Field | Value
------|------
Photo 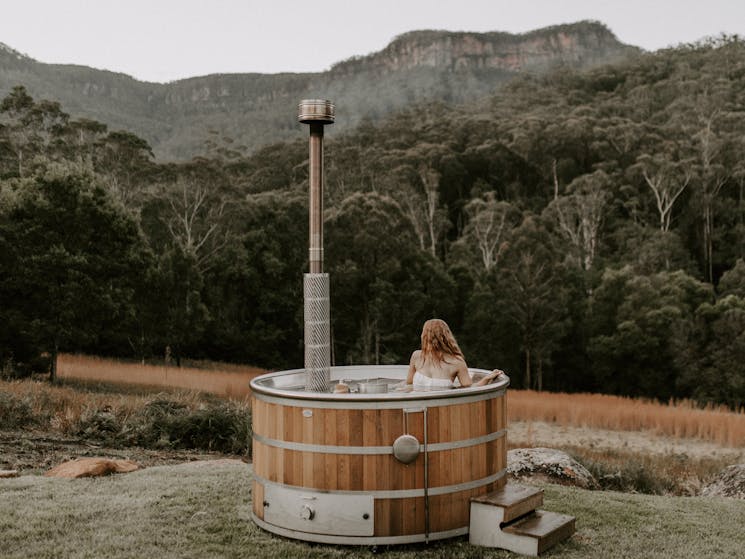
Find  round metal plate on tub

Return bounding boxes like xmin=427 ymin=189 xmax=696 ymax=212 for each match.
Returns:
xmin=392 ymin=434 xmax=420 ymax=464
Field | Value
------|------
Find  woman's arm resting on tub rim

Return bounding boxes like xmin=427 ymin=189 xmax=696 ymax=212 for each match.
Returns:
xmin=472 ymin=369 xmax=505 ymax=386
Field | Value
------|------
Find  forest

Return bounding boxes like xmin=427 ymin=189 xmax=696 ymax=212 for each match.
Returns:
xmin=1 ymin=36 xmax=744 ymax=407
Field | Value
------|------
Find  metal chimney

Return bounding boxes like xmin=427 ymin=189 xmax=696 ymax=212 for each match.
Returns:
xmin=298 ymin=99 xmax=334 ymax=392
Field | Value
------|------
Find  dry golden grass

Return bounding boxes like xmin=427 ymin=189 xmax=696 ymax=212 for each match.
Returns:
xmin=1 ymin=377 xmax=206 ymax=431
xmin=508 ymin=390 xmax=745 ymax=447
xmin=46 ymin=355 xmax=745 ymax=449
xmin=57 ymin=354 xmax=265 ymax=399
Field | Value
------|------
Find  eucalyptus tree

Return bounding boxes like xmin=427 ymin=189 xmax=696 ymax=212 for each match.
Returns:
xmin=0 ymin=86 xmax=69 ymax=177
xmin=95 ymin=130 xmax=155 ymax=208
xmin=475 ymin=215 xmax=571 ymax=391
xmin=545 ymin=169 xmax=611 ymax=272
xmin=377 ymin=143 xmax=451 ymax=258
xmin=458 ymin=193 xmax=518 ymax=272
xmin=326 ymin=191 xmax=455 ymax=365
xmin=630 ymin=152 xmax=695 ymax=233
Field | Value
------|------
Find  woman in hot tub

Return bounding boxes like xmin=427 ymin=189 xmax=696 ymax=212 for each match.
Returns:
xmin=406 ymin=318 xmax=504 ymax=389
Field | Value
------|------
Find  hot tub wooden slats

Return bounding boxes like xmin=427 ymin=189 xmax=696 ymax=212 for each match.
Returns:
xmin=252 ymin=477 xmax=264 ymax=520
xmin=251 ymin=372 xmax=508 ymax=543
xmin=253 ymin=397 xmax=504 ymax=445
xmin=253 ymin=437 xmax=505 ymax=491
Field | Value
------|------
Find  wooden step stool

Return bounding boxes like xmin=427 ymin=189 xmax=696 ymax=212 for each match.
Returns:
xmin=470 ymin=483 xmax=576 ymax=556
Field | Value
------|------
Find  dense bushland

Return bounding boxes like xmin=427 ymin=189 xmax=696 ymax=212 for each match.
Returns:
xmin=2 ymin=37 xmax=745 ymax=406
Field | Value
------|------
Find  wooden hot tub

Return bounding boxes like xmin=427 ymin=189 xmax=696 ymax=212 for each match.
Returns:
xmin=250 ymin=365 xmax=509 ymax=545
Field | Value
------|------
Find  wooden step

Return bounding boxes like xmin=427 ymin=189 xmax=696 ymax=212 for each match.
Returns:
xmin=503 ymin=510 xmax=576 ymax=555
xmin=470 ymin=484 xmax=576 ymax=557
xmin=471 ymin=483 xmax=544 ymax=523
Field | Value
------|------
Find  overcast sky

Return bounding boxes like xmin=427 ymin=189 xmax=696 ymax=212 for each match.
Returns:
xmin=2 ymin=0 xmax=744 ymax=83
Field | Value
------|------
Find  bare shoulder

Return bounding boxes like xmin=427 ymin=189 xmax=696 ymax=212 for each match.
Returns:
xmin=410 ymin=350 xmax=422 ymax=364
xmin=444 ymin=354 xmax=467 ymax=367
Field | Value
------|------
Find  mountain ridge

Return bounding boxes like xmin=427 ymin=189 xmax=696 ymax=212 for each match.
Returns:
xmin=0 ymin=20 xmax=640 ymax=159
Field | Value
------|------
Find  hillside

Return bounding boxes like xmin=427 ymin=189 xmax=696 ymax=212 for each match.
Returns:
xmin=0 ymin=21 xmax=639 ymax=159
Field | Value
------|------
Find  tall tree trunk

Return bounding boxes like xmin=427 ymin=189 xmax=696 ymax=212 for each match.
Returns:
xmin=536 ymin=354 xmax=543 ymax=392
xmin=740 ymin=179 xmax=744 ymax=259
xmin=375 ymin=330 xmax=380 ymax=365
xmin=704 ymin=201 xmax=713 ymax=283
xmin=50 ymin=340 xmax=58 ymax=383
xmin=525 ymin=349 xmax=531 ymax=390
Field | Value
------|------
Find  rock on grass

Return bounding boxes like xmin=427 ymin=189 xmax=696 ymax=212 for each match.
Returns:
xmin=45 ymin=457 xmax=139 ymax=478
xmin=702 ymin=464 xmax=745 ymax=499
xmin=508 ymin=447 xmax=599 ymax=489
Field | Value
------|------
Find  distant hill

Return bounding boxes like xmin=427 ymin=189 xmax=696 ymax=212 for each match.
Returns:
xmin=0 ymin=21 xmax=640 ymax=160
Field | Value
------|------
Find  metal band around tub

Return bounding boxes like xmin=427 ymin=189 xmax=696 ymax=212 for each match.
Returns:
xmin=251 ymin=387 xmax=505 ymax=409
xmin=251 ymin=513 xmax=468 ymax=545
xmin=252 ymin=468 xmax=505 ymax=499
xmin=252 ymin=428 xmax=505 ymax=455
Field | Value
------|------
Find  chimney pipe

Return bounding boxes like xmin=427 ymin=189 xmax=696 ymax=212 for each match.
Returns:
xmin=298 ymin=99 xmax=334 ymax=392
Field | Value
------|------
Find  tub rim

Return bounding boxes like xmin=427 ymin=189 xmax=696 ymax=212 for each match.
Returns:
xmin=250 ymin=364 xmax=509 ymax=402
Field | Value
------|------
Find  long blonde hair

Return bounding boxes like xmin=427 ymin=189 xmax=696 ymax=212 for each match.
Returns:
xmin=420 ymin=319 xmax=463 ymax=366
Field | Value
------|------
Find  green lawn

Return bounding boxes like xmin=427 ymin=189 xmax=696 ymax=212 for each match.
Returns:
xmin=1 ymin=461 xmax=743 ymax=558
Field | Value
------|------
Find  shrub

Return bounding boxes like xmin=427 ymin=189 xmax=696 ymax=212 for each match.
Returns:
xmin=74 ymin=408 xmax=124 ymax=444
xmin=0 ymin=391 xmax=35 ymax=428
xmin=565 ymin=447 xmax=729 ymax=496
xmin=131 ymin=398 xmax=252 ymax=455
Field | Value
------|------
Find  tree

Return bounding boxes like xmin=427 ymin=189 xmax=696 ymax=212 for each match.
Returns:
xmin=95 ymin=130 xmax=154 ymax=207
xmin=718 ymin=259 xmax=745 ymax=298
xmin=201 ymin=190 xmax=307 ymax=368
xmin=380 ymin=144 xmax=451 ymax=258
xmin=0 ymin=86 xmax=70 ymax=177
xmin=631 ymin=152 xmax=694 ymax=232
xmin=459 ymin=193 xmax=518 ymax=271
xmin=546 ymin=169 xmax=611 ymax=271
xmin=487 ymin=216 xmax=571 ymax=390
xmin=159 ymin=175 xmax=229 ymax=273
xmin=588 ymin=267 xmax=712 ymax=399
xmin=676 ymin=294 xmax=745 ymax=407
xmin=0 ymin=172 xmax=146 ymax=380
xmin=327 ymin=192 xmax=455 ymax=365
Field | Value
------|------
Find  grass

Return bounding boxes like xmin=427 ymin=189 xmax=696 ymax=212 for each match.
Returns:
xmin=57 ymin=353 xmax=265 ymax=399
xmin=558 ymin=445 xmax=734 ymax=496
xmin=0 ymin=378 xmax=252 ymax=455
xmin=1 ymin=461 xmax=744 ymax=559
xmin=507 ymin=390 xmax=745 ymax=447
xmin=52 ymin=355 xmax=745 ymax=449
xmin=55 ymin=355 xmax=745 ymax=448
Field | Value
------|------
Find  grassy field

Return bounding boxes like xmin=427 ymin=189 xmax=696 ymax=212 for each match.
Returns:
xmin=508 ymin=390 xmax=745 ymax=447
xmin=57 ymin=353 xmax=265 ymax=399
xmin=0 ymin=378 xmax=252 ymax=457
xmin=52 ymin=354 xmax=745 ymax=448
xmin=1 ymin=461 xmax=744 ymax=559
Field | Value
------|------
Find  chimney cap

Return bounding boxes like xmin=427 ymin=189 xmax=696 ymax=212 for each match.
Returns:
xmin=298 ymin=99 xmax=335 ymax=124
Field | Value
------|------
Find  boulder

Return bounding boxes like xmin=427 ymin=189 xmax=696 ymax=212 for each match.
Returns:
xmin=701 ymin=464 xmax=745 ymax=499
xmin=0 ymin=470 xmax=19 ymax=478
xmin=45 ymin=458 xmax=139 ymax=479
xmin=507 ymin=447 xmax=599 ymax=489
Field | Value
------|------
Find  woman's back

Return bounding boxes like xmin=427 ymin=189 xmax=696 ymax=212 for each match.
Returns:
xmin=408 ymin=348 xmax=472 ymax=388
xmin=405 ymin=319 xmax=504 ymax=390
xmin=411 ymin=349 xmax=463 ymax=380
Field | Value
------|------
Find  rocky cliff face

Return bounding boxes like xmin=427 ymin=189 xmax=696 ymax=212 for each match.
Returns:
xmin=331 ymin=22 xmax=638 ymax=75
xmin=0 ymin=21 xmax=639 ymax=160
